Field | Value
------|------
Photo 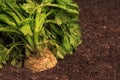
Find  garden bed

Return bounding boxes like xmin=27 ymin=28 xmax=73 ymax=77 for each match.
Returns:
xmin=0 ymin=0 xmax=120 ymax=80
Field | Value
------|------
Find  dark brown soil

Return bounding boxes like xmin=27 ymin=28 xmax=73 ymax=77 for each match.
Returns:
xmin=0 ymin=0 xmax=120 ymax=80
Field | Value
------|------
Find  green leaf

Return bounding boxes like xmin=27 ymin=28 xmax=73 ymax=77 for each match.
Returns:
xmin=50 ymin=24 xmax=63 ymax=36
xmin=19 ymin=24 xmax=33 ymax=36
xmin=0 ymin=14 xmax=16 ymax=26
xmin=0 ymin=64 xmax=3 ymax=68
xmin=21 ymin=1 xmax=36 ymax=14
xmin=0 ymin=44 xmax=9 ymax=65
xmin=56 ymin=50 xmax=64 ymax=59
xmin=0 ymin=44 xmax=8 ymax=53
xmin=0 ymin=56 xmax=2 ymax=61
xmin=62 ymin=35 xmax=73 ymax=52
xmin=55 ymin=10 xmax=73 ymax=24
xmin=11 ymin=58 xmax=16 ymax=66
xmin=42 ymin=0 xmax=54 ymax=4
xmin=2 ymin=60 xmax=6 ymax=64
xmin=55 ymin=16 xmax=62 ymax=25
xmin=70 ymin=36 xmax=75 ymax=45
xmin=0 ymin=0 xmax=17 ymax=3
xmin=0 ymin=27 xmax=22 ymax=35
xmin=55 ymin=0 xmax=79 ymax=8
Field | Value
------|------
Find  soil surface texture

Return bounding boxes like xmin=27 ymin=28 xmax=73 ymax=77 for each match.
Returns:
xmin=0 ymin=0 xmax=120 ymax=80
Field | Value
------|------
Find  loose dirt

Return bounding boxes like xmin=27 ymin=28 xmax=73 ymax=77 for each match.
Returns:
xmin=0 ymin=0 xmax=120 ymax=80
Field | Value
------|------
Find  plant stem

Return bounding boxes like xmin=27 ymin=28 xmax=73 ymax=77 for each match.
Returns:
xmin=34 ymin=10 xmax=54 ymax=46
xmin=34 ymin=4 xmax=79 ymax=14
xmin=8 ymin=3 xmax=25 ymax=21
xmin=34 ymin=31 xmax=39 ymax=46
xmin=26 ymin=35 xmax=34 ymax=48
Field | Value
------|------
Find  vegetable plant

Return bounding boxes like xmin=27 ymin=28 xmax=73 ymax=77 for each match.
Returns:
xmin=0 ymin=0 xmax=82 ymax=71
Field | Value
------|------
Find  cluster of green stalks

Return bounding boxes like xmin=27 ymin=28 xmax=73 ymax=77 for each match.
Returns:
xmin=0 ymin=0 xmax=82 ymax=68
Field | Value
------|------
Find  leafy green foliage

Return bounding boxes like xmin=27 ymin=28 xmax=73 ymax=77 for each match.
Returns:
xmin=0 ymin=0 xmax=82 ymax=67
xmin=0 ymin=44 xmax=9 ymax=68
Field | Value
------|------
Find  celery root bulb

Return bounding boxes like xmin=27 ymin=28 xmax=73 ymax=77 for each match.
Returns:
xmin=24 ymin=49 xmax=57 ymax=72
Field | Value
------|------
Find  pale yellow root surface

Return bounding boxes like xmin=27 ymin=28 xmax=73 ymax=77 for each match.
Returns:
xmin=24 ymin=49 xmax=57 ymax=72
